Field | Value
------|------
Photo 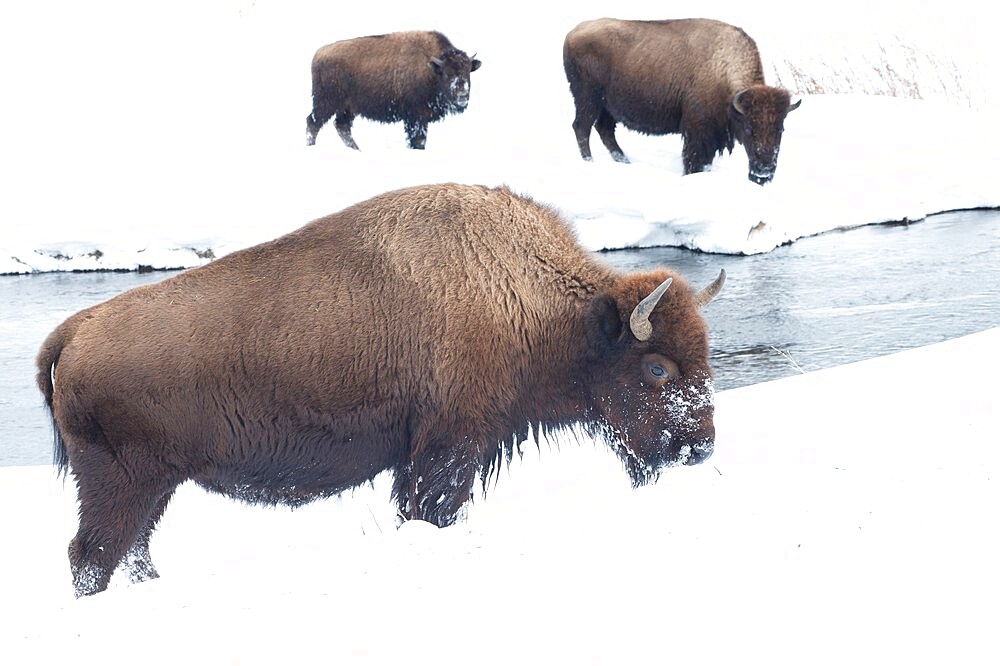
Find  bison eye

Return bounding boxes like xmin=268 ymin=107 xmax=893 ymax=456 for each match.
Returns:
xmin=642 ymin=354 xmax=678 ymax=385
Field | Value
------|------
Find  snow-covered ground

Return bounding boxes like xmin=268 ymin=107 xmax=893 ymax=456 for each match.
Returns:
xmin=2 ymin=328 xmax=997 ymax=664
xmin=1 ymin=1 xmax=997 ymax=273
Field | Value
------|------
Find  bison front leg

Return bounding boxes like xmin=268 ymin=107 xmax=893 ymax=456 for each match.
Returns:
xmin=392 ymin=443 xmax=478 ymax=527
xmin=680 ymin=119 xmax=717 ymax=175
xmin=403 ymin=120 xmax=428 ymax=150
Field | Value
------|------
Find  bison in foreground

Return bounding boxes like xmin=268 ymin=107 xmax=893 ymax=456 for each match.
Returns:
xmin=563 ymin=17 xmax=800 ymax=184
xmin=38 ymin=183 xmax=725 ymax=597
xmin=306 ymin=31 xmax=481 ymax=150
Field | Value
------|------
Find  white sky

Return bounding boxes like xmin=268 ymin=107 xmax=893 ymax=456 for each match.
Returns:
xmin=1 ymin=2 xmax=998 ymax=662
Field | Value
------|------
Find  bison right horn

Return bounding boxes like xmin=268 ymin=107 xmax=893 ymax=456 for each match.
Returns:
xmin=629 ymin=277 xmax=672 ymax=342
xmin=693 ymin=269 xmax=727 ymax=309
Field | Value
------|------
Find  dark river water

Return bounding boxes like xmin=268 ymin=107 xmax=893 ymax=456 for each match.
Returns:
xmin=2 ymin=209 xmax=999 ymax=466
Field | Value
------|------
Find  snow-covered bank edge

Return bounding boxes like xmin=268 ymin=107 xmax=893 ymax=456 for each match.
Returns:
xmin=5 ymin=202 xmax=997 ymax=276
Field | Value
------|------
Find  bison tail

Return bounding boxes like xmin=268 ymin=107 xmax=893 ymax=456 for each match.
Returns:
xmin=36 ymin=321 xmax=73 ymax=478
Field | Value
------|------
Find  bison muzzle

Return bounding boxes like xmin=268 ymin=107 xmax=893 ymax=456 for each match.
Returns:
xmin=37 ymin=183 xmax=725 ymax=597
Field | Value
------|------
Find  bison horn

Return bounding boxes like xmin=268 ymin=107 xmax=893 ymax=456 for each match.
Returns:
xmin=629 ymin=277 xmax=673 ymax=342
xmin=429 ymin=56 xmax=444 ymax=68
xmin=693 ymin=269 xmax=727 ymax=309
xmin=732 ymin=90 xmax=748 ymax=116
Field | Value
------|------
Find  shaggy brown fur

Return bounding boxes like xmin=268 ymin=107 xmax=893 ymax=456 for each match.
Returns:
xmin=306 ymin=31 xmax=481 ymax=150
xmin=563 ymin=18 xmax=800 ymax=184
xmin=37 ymin=183 xmax=723 ymax=597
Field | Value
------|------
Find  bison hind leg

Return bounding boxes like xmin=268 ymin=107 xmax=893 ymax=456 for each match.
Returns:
xmin=67 ymin=443 xmax=180 ymax=596
xmin=119 ymin=489 xmax=176 ymax=584
xmin=306 ymin=110 xmax=325 ymax=147
xmin=334 ymin=111 xmax=360 ymax=150
xmin=306 ymin=99 xmax=339 ymax=147
xmin=571 ymin=102 xmax=598 ymax=160
xmin=595 ymin=110 xmax=629 ymax=163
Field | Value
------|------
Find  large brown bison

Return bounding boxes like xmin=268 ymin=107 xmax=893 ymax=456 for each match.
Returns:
xmin=37 ymin=183 xmax=725 ymax=597
xmin=564 ymin=18 xmax=800 ymax=184
xmin=306 ymin=31 xmax=481 ymax=150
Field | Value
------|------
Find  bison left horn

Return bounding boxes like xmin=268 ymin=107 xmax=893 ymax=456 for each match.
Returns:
xmin=693 ymin=269 xmax=727 ymax=309
xmin=732 ymin=90 xmax=748 ymax=115
xmin=629 ymin=277 xmax=672 ymax=342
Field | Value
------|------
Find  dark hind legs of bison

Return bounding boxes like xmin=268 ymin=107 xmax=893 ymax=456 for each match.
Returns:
xmin=334 ymin=112 xmax=359 ymax=150
xmin=572 ymin=104 xmax=629 ymax=163
xmin=306 ymin=106 xmax=360 ymax=150
xmin=306 ymin=109 xmax=325 ymax=146
xmin=594 ymin=110 xmax=629 ymax=163
xmin=120 ymin=490 xmax=176 ymax=584
xmin=66 ymin=445 xmax=179 ymax=597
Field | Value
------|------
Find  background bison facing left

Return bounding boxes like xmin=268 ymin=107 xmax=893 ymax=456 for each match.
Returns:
xmin=306 ymin=31 xmax=481 ymax=150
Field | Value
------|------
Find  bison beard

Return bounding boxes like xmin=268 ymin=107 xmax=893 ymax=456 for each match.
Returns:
xmin=36 ymin=183 xmax=724 ymax=596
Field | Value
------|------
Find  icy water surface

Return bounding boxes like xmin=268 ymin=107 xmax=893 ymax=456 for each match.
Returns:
xmin=2 ymin=209 xmax=998 ymax=465
xmin=601 ymin=209 xmax=1000 ymax=391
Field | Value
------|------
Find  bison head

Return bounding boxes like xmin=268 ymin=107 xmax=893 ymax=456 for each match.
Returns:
xmin=428 ymin=48 xmax=482 ymax=113
xmin=584 ymin=269 xmax=726 ymax=486
xmin=730 ymin=85 xmax=801 ymax=185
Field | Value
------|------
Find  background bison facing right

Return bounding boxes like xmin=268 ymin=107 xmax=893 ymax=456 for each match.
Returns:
xmin=564 ymin=18 xmax=800 ymax=184
xmin=306 ymin=30 xmax=481 ymax=150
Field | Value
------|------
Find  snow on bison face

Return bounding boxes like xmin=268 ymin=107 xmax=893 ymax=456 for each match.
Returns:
xmin=731 ymin=86 xmax=801 ymax=185
xmin=585 ymin=270 xmax=725 ymax=485
xmin=429 ymin=49 xmax=482 ymax=113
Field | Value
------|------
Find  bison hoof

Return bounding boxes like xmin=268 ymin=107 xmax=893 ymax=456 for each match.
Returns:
xmin=611 ymin=152 xmax=630 ymax=164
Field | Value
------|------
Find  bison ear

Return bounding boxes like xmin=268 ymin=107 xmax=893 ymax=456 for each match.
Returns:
xmin=471 ymin=57 xmax=482 ymax=72
xmin=428 ymin=57 xmax=444 ymax=74
xmin=586 ymin=294 xmax=624 ymax=351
